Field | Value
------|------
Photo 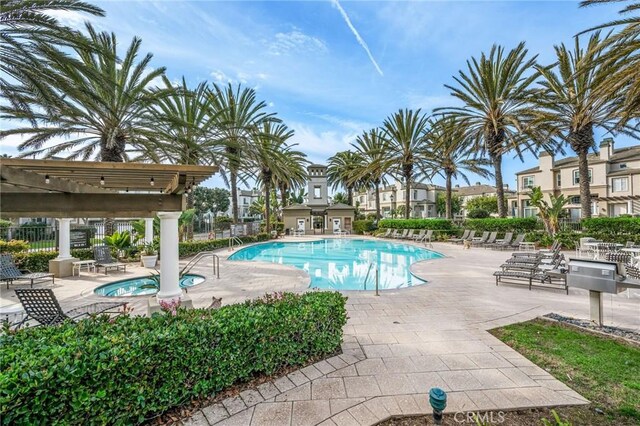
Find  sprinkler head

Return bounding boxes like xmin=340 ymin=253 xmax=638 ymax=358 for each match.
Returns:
xmin=429 ymin=387 xmax=447 ymax=425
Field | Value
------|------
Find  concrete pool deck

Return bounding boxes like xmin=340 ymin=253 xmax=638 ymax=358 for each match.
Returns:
xmin=1 ymin=237 xmax=638 ymax=425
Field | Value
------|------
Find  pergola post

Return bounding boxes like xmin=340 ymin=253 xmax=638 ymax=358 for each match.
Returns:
xmin=156 ymin=211 xmax=182 ymax=302
xmin=144 ymin=217 xmax=154 ymax=244
xmin=57 ymin=218 xmax=72 ymax=259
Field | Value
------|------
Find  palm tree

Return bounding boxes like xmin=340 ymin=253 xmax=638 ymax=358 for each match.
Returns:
xmin=275 ymin=153 xmax=308 ymax=212
xmin=2 ymin=24 xmax=166 ymax=161
xmin=424 ymin=116 xmax=493 ymax=219
xmin=438 ymin=43 xmax=552 ymax=217
xmin=0 ymin=0 xmax=105 ymax=109
xmin=327 ymin=150 xmax=362 ymax=205
xmin=331 ymin=192 xmax=349 ymax=205
xmin=208 ymin=83 xmax=275 ymax=224
xmin=533 ymin=33 xmax=639 ymax=218
xmin=382 ymin=109 xmax=430 ymax=219
xmin=351 ymin=128 xmax=393 ymax=219
xmin=580 ymin=1 xmax=640 ymax=123
xmin=529 ymin=186 xmax=569 ymax=236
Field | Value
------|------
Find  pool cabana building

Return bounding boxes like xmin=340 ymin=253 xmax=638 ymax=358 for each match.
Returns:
xmin=0 ymin=158 xmax=218 ymax=303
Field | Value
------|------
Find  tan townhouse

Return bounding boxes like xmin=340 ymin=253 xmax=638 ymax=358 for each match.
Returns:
xmin=353 ymin=182 xmax=445 ymax=218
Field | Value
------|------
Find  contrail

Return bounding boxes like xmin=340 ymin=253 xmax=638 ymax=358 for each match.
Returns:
xmin=331 ymin=0 xmax=384 ymax=76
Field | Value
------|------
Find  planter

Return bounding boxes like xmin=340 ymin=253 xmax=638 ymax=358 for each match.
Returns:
xmin=140 ymin=255 xmax=158 ymax=268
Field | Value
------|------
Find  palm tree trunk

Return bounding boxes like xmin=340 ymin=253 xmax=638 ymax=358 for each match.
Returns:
xmin=347 ymin=187 xmax=353 ymax=206
xmin=186 ymin=191 xmax=194 ymax=240
xmin=100 ymin=140 xmax=124 ymax=236
xmin=491 ymin=154 xmax=507 ymax=218
xmin=230 ymin=168 xmax=239 ymax=224
xmin=404 ymin=172 xmax=411 ymax=219
xmin=264 ymin=179 xmax=271 ymax=234
xmin=445 ymin=171 xmax=453 ymax=220
xmin=375 ymin=181 xmax=381 ymax=219
xmin=577 ymin=147 xmax=592 ymax=219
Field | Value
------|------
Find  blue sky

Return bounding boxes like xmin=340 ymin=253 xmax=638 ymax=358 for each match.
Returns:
xmin=2 ymin=0 xmax=637 ymax=191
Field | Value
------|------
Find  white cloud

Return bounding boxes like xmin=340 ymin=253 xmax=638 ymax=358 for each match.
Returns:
xmin=404 ymin=94 xmax=462 ymax=113
xmin=210 ymin=70 xmax=233 ymax=84
xmin=288 ymin=122 xmax=358 ymax=164
xmin=307 ymin=113 xmax=373 ymax=133
xmin=46 ymin=9 xmax=100 ymax=31
xmin=266 ymin=29 xmax=328 ymax=56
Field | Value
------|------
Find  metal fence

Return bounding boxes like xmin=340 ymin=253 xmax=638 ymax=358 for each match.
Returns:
xmin=559 ymin=219 xmax=583 ymax=232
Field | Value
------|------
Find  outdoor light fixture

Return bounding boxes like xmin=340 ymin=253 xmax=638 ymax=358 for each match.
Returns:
xmin=125 ymin=187 xmax=129 ymax=193
xmin=150 ymin=177 xmax=155 ymax=186
xmin=100 ymin=176 xmax=105 ymax=186
xmin=45 ymin=175 xmax=50 ymax=184
xmin=429 ymin=388 xmax=447 ymax=425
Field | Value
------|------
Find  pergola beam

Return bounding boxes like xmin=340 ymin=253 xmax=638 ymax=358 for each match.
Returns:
xmin=164 ymin=173 xmax=187 ymax=194
xmin=0 ymin=165 xmax=111 ymax=194
xmin=1 ymin=193 xmax=185 ymax=218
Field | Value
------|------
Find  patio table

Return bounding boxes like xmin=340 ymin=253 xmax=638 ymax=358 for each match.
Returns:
xmin=585 ymin=242 xmax=623 ymax=259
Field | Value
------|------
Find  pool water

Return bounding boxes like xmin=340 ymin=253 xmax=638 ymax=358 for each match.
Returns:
xmin=228 ymin=239 xmax=443 ymax=290
xmin=94 ymin=274 xmax=206 ymax=297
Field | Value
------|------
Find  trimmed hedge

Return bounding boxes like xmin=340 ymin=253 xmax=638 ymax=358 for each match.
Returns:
xmin=0 ymin=240 xmax=29 ymax=253
xmin=178 ymin=235 xmax=269 ymax=257
xmin=582 ymin=217 xmax=640 ymax=235
xmin=1 ymin=291 xmax=347 ymax=425
xmin=463 ymin=218 xmax=540 ymax=233
xmin=353 ymin=220 xmax=377 ymax=234
xmin=378 ymin=219 xmax=453 ymax=230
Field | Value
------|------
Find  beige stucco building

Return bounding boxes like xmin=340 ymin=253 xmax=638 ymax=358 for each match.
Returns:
xmin=514 ymin=139 xmax=640 ymax=219
xmin=354 ymin=182 xmax=445 ymax=218
xmin=453 ymin=183 xmax=517 ymax=217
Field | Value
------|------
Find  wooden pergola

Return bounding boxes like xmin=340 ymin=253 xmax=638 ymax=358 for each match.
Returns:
xmin=0 ymin=159 xmax=218 ymax=218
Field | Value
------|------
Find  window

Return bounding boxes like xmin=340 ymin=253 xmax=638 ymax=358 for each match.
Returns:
xmin=413 ymin=190 xmax=418 ymax=200
xmin=313 ymin=186 xmax=321 ymax=199
xmin=612 ymin=177 xmax=629 ymax=192
xmin=522 ymin=200 xmax=537 ymax=217
xmin=619 ymin=163 xmax=627 ymax=169
xmin=522 ymin=176 xmax=534 ymax=189
xmin=573 ymin=169 xmax=592 ymax=185
xmin=383 ymin=193 xmax=387 ymax=201
xmin=556 ymin=173 xmax=561 ymax=188
xmin=243 ymin=197 xmax=248 ymax=205
xmin=570 ymin=196 xmax=580 ymax=205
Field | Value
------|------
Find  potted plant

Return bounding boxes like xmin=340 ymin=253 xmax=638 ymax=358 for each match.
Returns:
xmin=140 ymin=243 xmax=158 ymax=268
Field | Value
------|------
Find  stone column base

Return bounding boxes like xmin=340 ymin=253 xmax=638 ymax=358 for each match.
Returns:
xmin=49 ymin=257 xmax=79 ymax=278
xmin=147 ymin=293 xmax=193 ymax=316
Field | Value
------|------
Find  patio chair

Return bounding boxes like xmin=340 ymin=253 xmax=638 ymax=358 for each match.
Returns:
xmin=448 ymin=229 xmax=469 ymax=244
xmin=471 ymin=231 xmax=490 ymax=246
xmin=594 ymin=242 xmax=620 ymax=260
xmin=576 ymin=237 xmax=598 ymax=258
xmin=403 ymin=229 xmax=415 ymax=240
xmin=500 ymin=233 xmax=526 ymax=251
xmin=454 ymin=230 xmax=476 ymax=244
xmin=494 ymin=256 xmax=567 ymax=293
xmin=1 ymin=254 xmax=54 ymax=289
xmin=480 ymin=232 xmax=498 ymax=248
xmin=605 ymin=251 xmax=632 ymax=266
xmin=93 ymin=246 xmax=127 ymax=275
xmin=488 ymin=232 xmax=513 ymax=250
xmin=389 ymin=230 xmax=400 ymax=239
xmin=395 ymin=230 xmax=409 ymax=239
xmin=380 ymin=229 xmax=392 ymax=238
xmin=411 ymin=229 xmax=426 ymax=242
xmin=14 ymin=288 xmax=127 ymax=328
xmin=418 ymin=230 xmax=434 ymax=247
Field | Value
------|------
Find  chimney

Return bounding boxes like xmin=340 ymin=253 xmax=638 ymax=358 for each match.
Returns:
xmin=539 ymin=150 xmax=554 ymax=171
xmin=504 ymin=184 xmax=509 ymax=190
xmin=600 ymin=138 xmax=614 ymax=161
xmin=455 ymin=184 xmax=460 ymax=188
xmin=476 ymin=182 xmax=481 ymax=186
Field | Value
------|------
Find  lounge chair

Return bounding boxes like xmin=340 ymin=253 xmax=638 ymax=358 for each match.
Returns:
xmin=380 ymin=229 xmax=392 ymax=238
xmin=412 ymin=229 xmax=426 ymax=242
xmin=493 ymin=256 xmax=567 ymax=293
xmin=448 ymin=229 xmax=469 ymax=243
xmin=403 ymin=230 xmax=415 ymax=240
xmin=479 ymin=232 xmax=498 ymax=248
xmin=488 ymin=232 xmax=513 ymax=250
xmin=389 ymin=230 xmax=400 ymax=239
xmin=454 ymin=230 xmax=476 ymax=244
xmin=420 ymin=229 xmax=434 ymax=247
xmin=395 ymin=230 xmax=409 ymax=239
xmin=94 ymin=246 xmax=127 ymax=275
xmin=13 ymin=288 xmax=127 ymax=328
xmin=1 ymin=254 xmax=54 ymax=289
xmin=470 ymin=231 xmax=489 ymax=246
xmin=499 ymin=233 xmax=525 ymax=251
xmin=575 ymin=237 xmax=599 ymax=258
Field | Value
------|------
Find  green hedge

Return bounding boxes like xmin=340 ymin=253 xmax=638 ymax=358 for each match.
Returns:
xmin=353 ymin=220 xmax=377 ymax=234
xmin=178 ymin=235 xmax=268 ymax=257
xmin=1 ymin=291 xmax=347 ymax=425
xmin=582 ymin=217 xmax=640 ymax=235
xmin=378 ymin=219 xmax=453 ymax=230
xmin=463 ymin=218 xmax=540 ymax=233
xmin=0 ymin=240 xmax=29 ymax=253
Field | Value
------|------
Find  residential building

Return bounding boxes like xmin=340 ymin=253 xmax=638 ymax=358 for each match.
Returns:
xmin=353 ymin=182 xmax=445 ymax=218
xmin=454 ymin=183 xmax=517 ymax=217
xmin=514 ymin=139 xmax=640 ymax=218
xmin=227 ymin=189 xmax=262 ymax=220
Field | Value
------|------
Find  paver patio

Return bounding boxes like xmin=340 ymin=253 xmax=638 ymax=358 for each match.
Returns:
xmin=1 ymin=237 xmax=638 ymax=425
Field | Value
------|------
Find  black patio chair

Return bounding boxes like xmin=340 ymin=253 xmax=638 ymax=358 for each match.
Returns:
xmin=94 ymin=246 xmax=127 ymax=275
xmin=14 ymin=288 xmax=127 ymax=328
xmin=0 ymin=254 xmax=54 ymax=289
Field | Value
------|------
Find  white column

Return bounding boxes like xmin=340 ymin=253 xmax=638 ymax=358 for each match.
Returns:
xmin=156 ymin=212 xmax=182 ymax=302
xmin=57 ymin=218 xmax=72 ymax=259
xmin=144 ymin=217 xmax=154 ymax=244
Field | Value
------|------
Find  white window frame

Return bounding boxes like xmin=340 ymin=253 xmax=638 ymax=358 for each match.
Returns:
xmin=573 ymin=169 xmax=592 ymax=185
xmin=612 ymin=177 xmax=629 ymax=192
xmin=556 ymin=173 xmax=561 ymax=188
xmin=522 ymin=176 xmax=535 ymax=189
xmin=313 ymin=186 xmax=321 ymax=199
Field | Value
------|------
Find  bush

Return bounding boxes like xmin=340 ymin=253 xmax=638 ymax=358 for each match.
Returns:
xmin=353 ymin=220 xmax=377 ymax=234
xmin=0 ymin=291 xmax=347 ymax=425
xmin=255 ymin=233 xmax=270 ymax=242
xmin=378 ymin=219 xmax=453 ymax=230
xmin=178 ymin=236 xmax=261 ymax=257
xmin=0 ymin=219 xmax=11 ymax=240
xmin=582 ymin=217 xmax=640 ymax=235
xmin=258 ymin=222 xmax=284 ymax=233
xmin=9 ymin=249 xmax=104 ymax=272
xmin=467 ymin=209 xmax=490 ymax=219
xmin=463 ymin=218 xmax=540 ymax=233
xmin=0 ymin=240 xmax=29 ymax=253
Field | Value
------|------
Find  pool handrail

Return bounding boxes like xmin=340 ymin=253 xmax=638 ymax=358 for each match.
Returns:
xmin=181 ymin=252 xmax=220 ymax=279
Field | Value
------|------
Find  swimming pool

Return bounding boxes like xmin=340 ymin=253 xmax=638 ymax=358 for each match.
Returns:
xmin=228 ymin=239 xmax=443 ymax=290
xmin=94 ymin=274 xmax=206 ymax=297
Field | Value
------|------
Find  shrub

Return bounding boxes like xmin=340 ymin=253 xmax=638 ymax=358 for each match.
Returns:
xmin=11 ymin=251 xmax=58 ymax=271
xmin=255 ymin=233 xmax=270 ymax=242
xmin=259 ymin=222 xmax=284 ymax=233
xmin=582 ymin=217 xmax=640 ymax=235
xmin=1 ymin=291 xmax=347 ymax=425
xmin=0 ymin=240 xmax=29 ymax=253
xmin=353 ymin=220 xmax=377 ymax=234
xmin=178 ymin=236 xmax=260 ymax=257
xmin=0 ymin=219 xmax=11 ymax=240
xmin=463 ymin=218 xmax=540 ymax=233
xmin=378 ymin=219 xmax=453 ymax=230
xmin=467 ymin=209 xmax=490 ymax=219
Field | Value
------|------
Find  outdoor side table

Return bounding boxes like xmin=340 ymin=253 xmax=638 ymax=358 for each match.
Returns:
xmin=519 ymin=242 xmax=536 ymax=251
xmin=72 ymin=260 xmax=96 ymax=276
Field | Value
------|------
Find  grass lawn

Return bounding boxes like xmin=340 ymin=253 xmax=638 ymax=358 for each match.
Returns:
xmin=490 ymin=318 xmax=640 ymax=425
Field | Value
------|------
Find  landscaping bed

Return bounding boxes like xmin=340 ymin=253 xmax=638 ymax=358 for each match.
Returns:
xmin=0 ymin=291 xmax=347 ymax=425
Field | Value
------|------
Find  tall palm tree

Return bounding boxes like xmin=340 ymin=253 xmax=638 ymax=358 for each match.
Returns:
xmin=534 ymin=33 xmax=639 ymax=218
xmin=275 ymin=154 xmax=308 ymax=211
xmin=327 ymin=150 xmax=361 ymax=205
xmin=580 ymin=1 xmax=640 ymax=123
xmin=0 ymin=0 xmax=105 ymax=110
xmin=382 ymin=109 xmax=430 ymax=219
xmin=208 ymin=83 xmax=275 ymax=224
xmin=351 ymin=128 xmax=393 ymax=219
xmin=438 ymin=43 xmax=552 ymax=217
xmin=424 ymin=116 xmax=493 ymax=219
xmin=2 ymin=24 xmax=166 ymax=161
